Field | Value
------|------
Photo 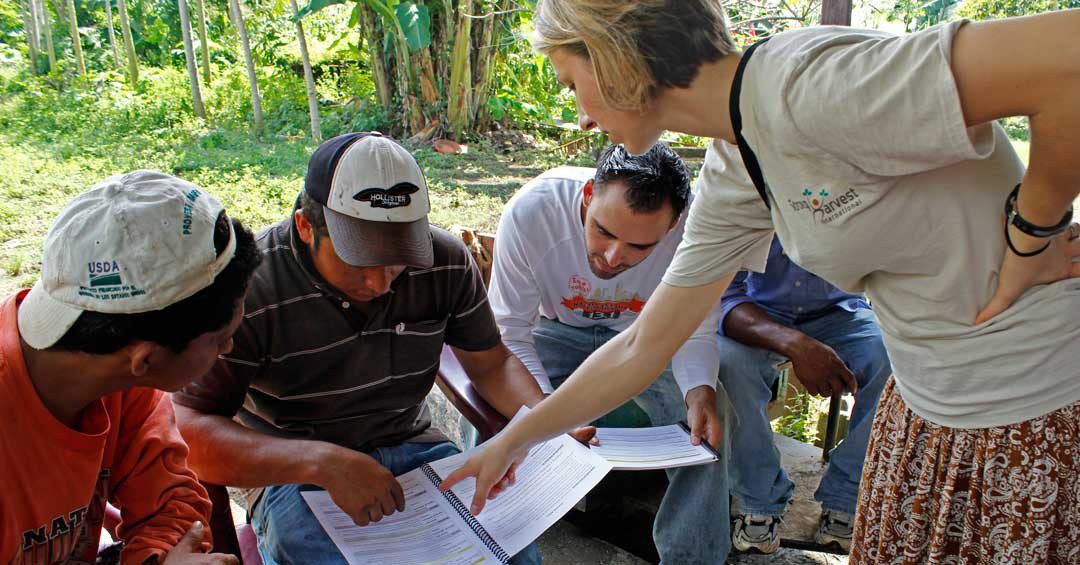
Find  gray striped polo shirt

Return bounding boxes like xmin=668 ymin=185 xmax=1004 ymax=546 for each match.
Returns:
xmin=174 ymin=214 xmax=500 ymax=458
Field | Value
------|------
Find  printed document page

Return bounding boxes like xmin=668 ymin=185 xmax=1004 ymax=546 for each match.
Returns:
xmin=591 ymin=424 xmax=718 ymax=470
xmin=302 ymin=469 xmax=503 ymax=564
xmin=427 ymin=433 xmax=613 ymax=556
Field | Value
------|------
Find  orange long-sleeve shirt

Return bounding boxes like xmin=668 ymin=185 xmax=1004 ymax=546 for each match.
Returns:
xmin=0 ymin=291 xmax=212 ymax=564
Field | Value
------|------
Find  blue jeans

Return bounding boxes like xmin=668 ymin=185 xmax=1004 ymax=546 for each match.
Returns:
xmin=534 ymin=318 xmax=732 ymax=565
xmin=718 ymin=307 xmax=891 ymax=516
xmin=250 ymin=441 xmax=542 ymax=565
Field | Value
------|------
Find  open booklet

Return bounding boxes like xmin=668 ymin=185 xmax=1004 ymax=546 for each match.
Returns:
xmin=301 ymin=411 xmax=718 ymax=564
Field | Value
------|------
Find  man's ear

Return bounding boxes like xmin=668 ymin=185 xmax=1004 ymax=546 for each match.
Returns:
xmin=583 ymin=179 xmax=594 ymax=207
xmin=126 ymin=341 xmax=163 ymax=379
xmin=294 ymin=210 xmax=314 ymax=245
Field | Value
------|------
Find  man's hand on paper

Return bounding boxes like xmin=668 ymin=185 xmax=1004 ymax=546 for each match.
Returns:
xmin=685 ymin=385 xmax=723 ymax=449
xmin=315 ymin=444 xmax=405 ymax=526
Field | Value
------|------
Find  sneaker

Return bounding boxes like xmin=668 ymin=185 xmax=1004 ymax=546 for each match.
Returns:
xmin=814 ymin=509 xmax=854 ymax=552
xmin=731 ymin=513 xmax=781 ymax=554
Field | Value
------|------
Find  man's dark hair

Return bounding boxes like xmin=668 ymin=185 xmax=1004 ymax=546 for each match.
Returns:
xmin=298 ymin=190 xmax=330 ymax=250
xmin=593 ymin=143 xmax=691 ymax=218
xmin=52 ymin=214 xmax=262 ymax=354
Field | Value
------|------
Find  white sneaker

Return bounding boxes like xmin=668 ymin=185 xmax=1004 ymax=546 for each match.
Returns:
xmin=731 ymin=513 xmax=781 ymax=554
xmin=814 ymin=509 xmax=854 ymax=552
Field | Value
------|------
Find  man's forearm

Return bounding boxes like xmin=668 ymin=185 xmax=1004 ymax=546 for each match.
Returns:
xmin=722 ymin=302 xmax=805 ymax=358
xmin=173 ymin=402 xmax=334 ymax=488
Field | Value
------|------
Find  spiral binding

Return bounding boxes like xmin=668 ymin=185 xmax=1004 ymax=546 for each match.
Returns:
xmin=421 ymin=464 xmax=511 ymax=564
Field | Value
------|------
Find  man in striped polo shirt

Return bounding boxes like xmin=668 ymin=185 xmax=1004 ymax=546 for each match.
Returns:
xmin=173 ymin=133 xmax=560 ymax=564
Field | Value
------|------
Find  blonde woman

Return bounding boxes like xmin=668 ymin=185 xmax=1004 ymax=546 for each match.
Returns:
xmin=442 ymin=1 xmax=1080 ymax=563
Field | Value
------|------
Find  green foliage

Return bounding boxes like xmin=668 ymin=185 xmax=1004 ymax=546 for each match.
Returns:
xmin=0 ymin=59 xmax=597 ymax=292
xmin=772 ymin=392 xmax=826 ymax=446
xmin=393 ymin=1 xmax=429 ymax=51
xmin=958 ymin=0 xmax=1079 ymax=20
xmin=886 ymin=0 xmax=960 ymax=32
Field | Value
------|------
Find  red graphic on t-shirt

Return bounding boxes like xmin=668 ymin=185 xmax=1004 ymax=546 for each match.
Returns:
xmin=561 ymin=278 xmax=646 ymax=320
xmin=568 ymin=276 xmax=592 ymax=297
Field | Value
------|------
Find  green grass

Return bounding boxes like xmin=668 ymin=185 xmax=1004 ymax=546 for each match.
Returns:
xmin=0 ymin=66 xmax=595 ymax=294
xmin=0 ymin=134 xmax=592 ymax=294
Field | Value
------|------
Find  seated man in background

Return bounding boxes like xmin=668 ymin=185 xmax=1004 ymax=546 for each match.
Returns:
xmin=173 ymin=133 xmax=576 ymax=565
xmin=719 ymin=236 xmax=891 ymax=553
xmin=1 ymin=170 xmax=260 ymax=564
xmin=487 ymin=143 xmax=732 ymax=563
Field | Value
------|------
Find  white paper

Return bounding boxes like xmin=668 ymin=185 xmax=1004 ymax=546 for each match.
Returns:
xmin=591 ymin=424 xmax=718 ymax=470
xmin=426 ymin=433 xmax=613 ymax=556
xmin=301 ymin=470 xmax=503 ymax=565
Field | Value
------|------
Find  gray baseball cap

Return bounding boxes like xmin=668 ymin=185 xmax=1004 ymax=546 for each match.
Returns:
xmin=303 ymin=132 xmax=433 ymax=268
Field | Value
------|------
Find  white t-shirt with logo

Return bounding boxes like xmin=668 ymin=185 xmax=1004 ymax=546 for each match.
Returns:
xmin=664 ymin=20 xmax=1080 ymax=429
xmin=490 ymin=167 xmax=721 ymax=396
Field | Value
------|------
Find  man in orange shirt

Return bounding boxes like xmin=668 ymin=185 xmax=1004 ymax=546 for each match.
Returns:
xmin=0 ymin=170 xmax=260 ymax=564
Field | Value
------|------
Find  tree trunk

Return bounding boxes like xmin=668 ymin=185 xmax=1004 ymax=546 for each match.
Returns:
xmin=388 ymin=21 xmax=419 ymax=134
xmin=230 ymin=0 xmax=264 ymax=133
xmin=38 ymin=0 xmax=56 ymax=71
xmin=177 ymin=0 xmax=206 ymax=118
xmin=290 ymin=0 xmax=321 ymax=142
xmin=357 ymin=4 xmax=391 ymax=108
xmin=447 ymin=0 xmax=473 ymax=137
xmin=820 ymin=0 xmax=852 ymax=25
xmin=470 ymin=4 xmax=497 ymax=125
xmin=412 ymin=1 xmax=438 ymax=126
xmin=20 ymin=0 xmax=40 ymax=74
xmin=103 ymin=0 xmax=120 ymax=68
xmin=116 ymin=0 xmax=138 ymax=84
xmin=194 ymin=0 xmax=211 ymax=84
xmin=64 ymin=0 xmax=85 ymax=75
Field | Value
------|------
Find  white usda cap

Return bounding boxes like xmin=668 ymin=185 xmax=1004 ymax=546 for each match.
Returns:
xmin=18 ymin=170 xmax=236 ymax=350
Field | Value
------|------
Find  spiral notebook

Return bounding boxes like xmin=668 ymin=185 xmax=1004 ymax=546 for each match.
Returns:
xmin=302 ymin=432 xmax=612 ymax=564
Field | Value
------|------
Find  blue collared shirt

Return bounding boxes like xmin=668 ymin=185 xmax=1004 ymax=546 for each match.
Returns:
xmin=718 ymin=237 xmax=869 ymax=336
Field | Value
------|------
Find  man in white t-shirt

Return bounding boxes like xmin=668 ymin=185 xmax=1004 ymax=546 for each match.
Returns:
xmin=488 ymin=143 xmax=732 ymax=563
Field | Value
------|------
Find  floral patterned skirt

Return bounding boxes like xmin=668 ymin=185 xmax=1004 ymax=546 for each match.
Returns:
xmin=851 ymin=379 xmax=1080 ymax=564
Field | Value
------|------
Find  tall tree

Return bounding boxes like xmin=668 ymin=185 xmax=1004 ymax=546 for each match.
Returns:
xmin=290 ymin=0 xmax=321 ymax=141
xmin=230 ymin=0 xmax=263 ymax=132
xmin=177 ymin=0 xmax=206 ymax=117
xmin=103 ymin=0 xmax=120 ymax=68
xmin=38 ymin=0 xmax=56 ymax=71
xmin=194 ymin=0 xmax=211 ymax=84
xmin=63 ymin=0 xmax=85 ymax=75
xmin=115 ymin=0 xmax=137 ymax=84
xmin=20 ymin=0 xmax=41 ymax=74
xmin=446 ymin=0 xmax=473 ymax=136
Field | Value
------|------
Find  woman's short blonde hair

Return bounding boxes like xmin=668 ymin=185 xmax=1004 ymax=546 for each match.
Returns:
xmin=533 ymin=0 xmax=736 ymax=111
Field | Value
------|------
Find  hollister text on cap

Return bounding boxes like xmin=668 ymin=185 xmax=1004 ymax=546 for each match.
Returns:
xmin=303 ymin=132 xmax=434 ymax=268
xmin=17 ymin=170 xmax=236 ymax=349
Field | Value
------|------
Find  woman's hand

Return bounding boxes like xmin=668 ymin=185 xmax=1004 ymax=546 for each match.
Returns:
xmin=440 ymin=434 xmax=531 ymax=515
xmin=975 ymin=222 xmax=1080 ymax=324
